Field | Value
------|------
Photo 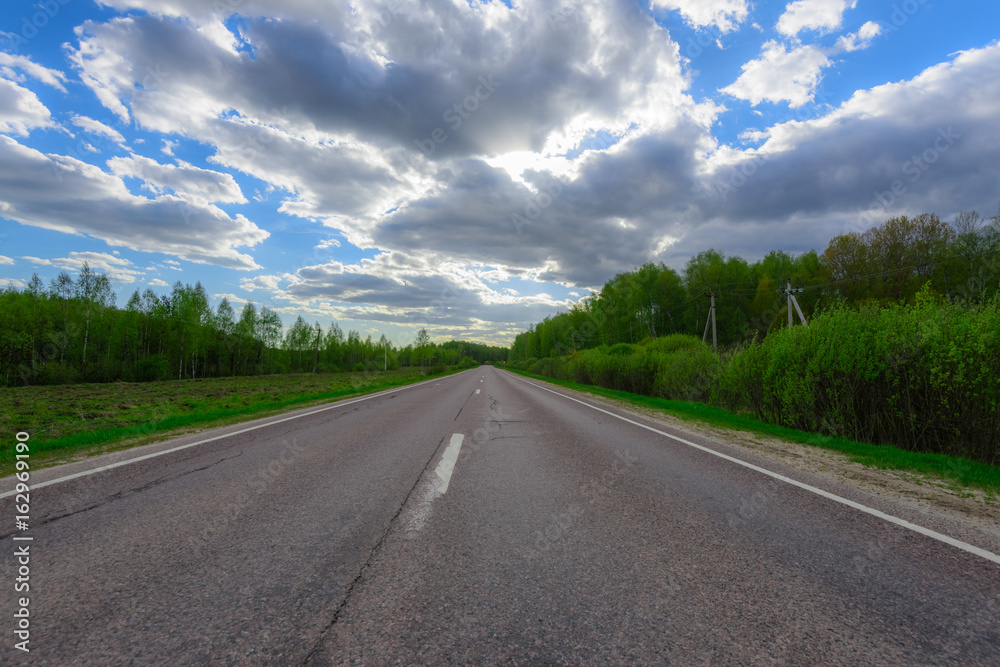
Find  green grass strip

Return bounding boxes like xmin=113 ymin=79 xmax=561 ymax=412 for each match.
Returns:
xmin=508 ymin=369 xmax=1000 ymax=495
xmin=0 ymin=368 xmax=463 ymax=477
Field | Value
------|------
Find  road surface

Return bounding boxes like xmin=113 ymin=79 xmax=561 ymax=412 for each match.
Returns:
xmin=2 ymin=366 xmax=999 ymax=664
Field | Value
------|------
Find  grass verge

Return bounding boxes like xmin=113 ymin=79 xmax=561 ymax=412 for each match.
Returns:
xmin=508 ymin=369 xmax=1000 ymax=496
xmin=1 ymin=367 xmax=467 ymax=477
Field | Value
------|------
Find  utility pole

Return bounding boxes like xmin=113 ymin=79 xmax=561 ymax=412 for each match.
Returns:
xmin=784 ymin=279 xmax=808 ymax=330
xmin=702 ymin=289 xmax=717 ymax=353
xmin=787 ymin=280 xmax=792 ymax=331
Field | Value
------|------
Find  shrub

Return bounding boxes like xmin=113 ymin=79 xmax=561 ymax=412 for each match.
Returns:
xmin=529 ymin=357 xmax=563 ymax=378
xmin=719 ymin=289 xmax=1000 ymax=464
xmin=651 ymin=344 xmax=721 ymax=402
xmin=560 ymin=338 xmax=719 ymax=400
xmin=641 ymin=334 xmax=706 ymax=355
xmin=131 ymin=355 xmax=169 ymax=382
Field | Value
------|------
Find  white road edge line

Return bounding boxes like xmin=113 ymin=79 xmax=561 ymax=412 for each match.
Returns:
xmin=510 ymin=373 xmax=1000 ymax=566
xmin=434 ymin=434 xmax=465 ymax=495
xmin=1 ymin=371 xmax=474 ymax=499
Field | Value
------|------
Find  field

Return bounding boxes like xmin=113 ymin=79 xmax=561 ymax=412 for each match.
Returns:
xmin=0 ymin=367 xmax=459 ymax=475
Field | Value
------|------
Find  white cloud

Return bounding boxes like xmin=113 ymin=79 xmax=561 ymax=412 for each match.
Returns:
xmin=699 ymin=42 xmax=1000 ymax=262
xmin=148 ymin=278 xmax=170 ymax=286
xmin=240 ymin=274 xmax=290 ymax=292
xmin=71 ymin=115 xmax=126 ymax=145
xmin=651 ymin=0 xmax=750 ymax=33
xmin=212 ymin=292 xmax=248 ymax=304
xmin=0 ymin=78 xmax=55 ymax=136
xmin=21 ymin=251 xmax=143 ymax=283
xmin=0 ymin=53 xmax=68 ymax=92
xmin=261 ymin=250 xmax=576 ymax=341
xmin=721 ymin=41 xmax=830 ymax=107
xmin=723 ymin=12 xmax=879 ymax=110
xmin=0 ymin=135 xmax=268 ymax=270
xmin=3 ymin=278 xmax=27 ymax=290
xmin=0 ymin=255 xmax=13 ymax=265
xmin=109 ymin=154 xmax=246 ymax=205
xmin=776 ymin=0 xmax=857 ymax=37
xmin=757 ymin=44 xmax=1000 ymax=154
xmin=836 ymin=21 xmax=882 ymax=53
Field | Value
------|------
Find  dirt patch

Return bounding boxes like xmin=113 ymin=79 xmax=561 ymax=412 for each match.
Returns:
xmin=561 ymin=386 xmax=1000 ymax=542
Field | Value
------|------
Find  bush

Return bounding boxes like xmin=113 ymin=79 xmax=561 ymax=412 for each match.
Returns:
xmin=529 ymin=357 xmax=564 ymax=378
xmin=651 ymin=344 xmax=721 ymax=402
xmin=131 ymin=355 xmax=169 ymax=382
xmin=719 ymin=289 xmax=1000 ymax=464
xmin=642 ymin=334 xmax=706 ymax=355
xmin=560 ymin=337 xmax=719 ymax=401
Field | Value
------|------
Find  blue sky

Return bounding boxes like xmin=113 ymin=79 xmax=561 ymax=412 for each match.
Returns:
xmin=1 ymin=0 xmax=998 ymax=346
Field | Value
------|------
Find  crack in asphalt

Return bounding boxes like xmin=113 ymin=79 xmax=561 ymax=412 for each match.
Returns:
xmin=453 ymin=387 xmax=481 ymax=421
xmin=302 ymin=434 xmax=450 ymax=665
xmin=0 ymin=451 xmax=246 ymax=537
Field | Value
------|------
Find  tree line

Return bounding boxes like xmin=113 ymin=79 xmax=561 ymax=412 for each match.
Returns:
xmin=509 ymin=210 xmax=1000 ymax=364
xmin=1 ymin=269 xmax=507 ymax=386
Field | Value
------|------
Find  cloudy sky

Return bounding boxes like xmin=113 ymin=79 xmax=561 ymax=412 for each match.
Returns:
xmin=1 ymin=0 xmax=998 ymax=345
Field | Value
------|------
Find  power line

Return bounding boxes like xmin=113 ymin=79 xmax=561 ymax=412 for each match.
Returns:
xmin=513 ymin=250 xmax=994 ymax=352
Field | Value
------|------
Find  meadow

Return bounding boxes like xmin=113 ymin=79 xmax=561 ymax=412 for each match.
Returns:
xmin=0 ymin=366 xmax=459 ymax=475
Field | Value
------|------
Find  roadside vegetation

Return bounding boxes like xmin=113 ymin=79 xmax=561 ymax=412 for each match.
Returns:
xmin=0 ymin=264 xmax=508 ymax=472
xmin=0 ymin=271 xmax=506 ymax=386
xmin=509 ymin=211 xmax=1000 ymax=470
xmin=508 ymin=368 xmax=1000 ymax=496
xmin=0 ymin=365 xmax=475 ymax=475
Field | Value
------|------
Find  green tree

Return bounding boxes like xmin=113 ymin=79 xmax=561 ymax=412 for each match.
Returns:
xmin=283 ymin=315 xmax=314 ymax=372
xmin=26 ymin=274 xmax=44 ymax=297
xmin=74 ymin=263 xmax=115 ymax=377
xmin=235 ymin=302 xmax=258 ymax=375
xmin=414 ymin=328 xmax=432 ymax=373
xmin=257 ymin=306 xmax=283 ymax=373
xmin=214 ymin=298 xmax=236 ymax=375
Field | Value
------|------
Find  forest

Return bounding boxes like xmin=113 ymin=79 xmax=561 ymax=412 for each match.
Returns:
xmin=0 ymin=268 xmax=507 ymax=387
xmin=508 ymin=211 xmax=1000 ymax=465
xmin=510 ymin=212 xmax=999 ymax=360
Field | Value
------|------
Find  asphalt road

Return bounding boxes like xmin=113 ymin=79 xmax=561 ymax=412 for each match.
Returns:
xmin=2 ymin=366 xmax=999 ymax=665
